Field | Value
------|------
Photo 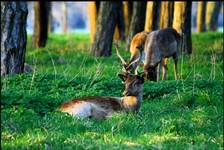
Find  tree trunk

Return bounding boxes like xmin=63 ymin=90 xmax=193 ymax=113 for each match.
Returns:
xmin=206 ymin=2 xmax=222 ymax=31
xmin=48 ymin=2 xmax=54 ymax=33
xmin=62 ymin=2 xmax=68 ymax=33
xmin=88 ymin=2 xmax=100 ymax=44
xmin=113 ymin=26 xmax=120 ymax=41
xmin=160 ymin=2 xmax=174 ymax=28
xmin=123 ymin=1 xmax=133 ymax=38
xmin=173 ymin=2 xmax=192 ymax=54
xmin=126 ymin=1 xmax=147 ymax=50
xmin=144 ymin=1 xmax=161 ymax=32
xmin=1 ymin=2 xmax=28 ymax=76
xmin=91 ymin=2 xmax=118 ymax=57
xmin=113 ymin=2 xmax=125 ymax=41
xmin=33 ymin=2 xmax=49 ymax=48
xmin=197 ymin=2 xmax=207 ymax=32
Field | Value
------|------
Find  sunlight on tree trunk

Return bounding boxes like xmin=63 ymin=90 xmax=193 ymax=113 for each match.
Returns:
xmin=206 ymin=1 xmax=222 ymax=31
xmin=123 ymin=2 xmax=133 ymax=38
xmin=1 ymin=2 xmax=28 ymax=76
xmin=88 ymin=2 xmax=99 ymax=44
xmin=91 ymin=2 xmax=118 ymax=57
xmin=144 ymin=1 xmax=161 ymax=32
xmin=197 ymin=2 xmax=207 ymax=32
xmin=113 ymin=2 xmax=125 ymax=41
xmin=160 ymin=2 xmax=174 ymax=28
xmin=173 ymin=2 xmax=192 ymax=54
xmin=113 ymin=26 xmax=120 ymax=40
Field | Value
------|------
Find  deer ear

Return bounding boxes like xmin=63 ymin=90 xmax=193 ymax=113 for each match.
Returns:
xmin=118 ymin=73 xmax=127 ymax=82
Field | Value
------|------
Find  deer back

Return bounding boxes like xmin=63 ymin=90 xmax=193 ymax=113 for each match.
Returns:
xmin=144 ymin=28 xmax=181 ymax=67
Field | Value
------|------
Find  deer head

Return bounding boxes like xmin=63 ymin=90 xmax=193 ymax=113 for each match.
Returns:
xmin=118 ymin=72 xmax=144 ymax=97
xmin=114 ymin=42 xmax=140 ymax=74
xmin=118 ymin=72 xmax=144 ymax=112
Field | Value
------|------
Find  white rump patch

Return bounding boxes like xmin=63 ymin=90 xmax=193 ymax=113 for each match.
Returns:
xmin=69 ymin=101 xmax=92 ymax=118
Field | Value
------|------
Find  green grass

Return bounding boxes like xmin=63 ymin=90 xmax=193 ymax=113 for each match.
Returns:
xmin=1 ymin=32 xmax=223 ymax=149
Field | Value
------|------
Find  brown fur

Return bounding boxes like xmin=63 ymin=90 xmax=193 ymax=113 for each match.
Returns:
xmin=59 ymin=74 xmax=144 ymax=120
xmin=117 ymin=31 xmax=150 ymax=74
xmin=117 ymin=28 xmax=181 ymax=81
xmin=144 ymin=28 xmax=181 ymax=81
xmin=130 ymin=31 xmax=149 ymax=58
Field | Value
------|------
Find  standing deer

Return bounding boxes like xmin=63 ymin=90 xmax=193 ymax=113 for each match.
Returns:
xmin=115 ymin=31 xmax=149 ymax=74
xmin=116 ymin=28 xmax=181 ymax=81
xmin=59 ymin=73 xmax=144 ymax=120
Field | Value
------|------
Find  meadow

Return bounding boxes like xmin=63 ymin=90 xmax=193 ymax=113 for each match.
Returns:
xmin=1 ymin=32 xmax=223 ymax=149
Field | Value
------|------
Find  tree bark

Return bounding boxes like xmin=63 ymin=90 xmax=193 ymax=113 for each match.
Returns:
xmin=173 ymin=2 xmax=192 ymax=54
xmin=33 ymin=2 xmax=49 ymax=48
xmin=88 ymin=2 xmax=100 ymax=44
xmin=123 ymin=1 xmax=133 ymax=38
xmin=144 ymin=1 xmax=161 ymax=32
xmin=160 ymin=2 xmax=174 ymax=28
xmin=62 ymin=2 xmax=68 ymax=33
xmin=206 ymin=1 xmax=222 ymax=31
xmin=1 ymin=2 xmax=28 ymax=76
xmin=126 ymin=1 xmax=147 ymax=50
xmin=48 ymin=2 xmax=54 ymax=33
xmin=113 ymin=2 xmax=125 ymax=41
xmin=197 ymin=2 xmax=207 ymax=32
xmin=91 ymin=2 xmax=119 ymax=57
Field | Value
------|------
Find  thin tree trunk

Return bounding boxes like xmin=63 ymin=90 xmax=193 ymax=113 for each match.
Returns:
xmin=113 ymin=2 xmax=125 ymax=41
xmin=206 ymin=1 xmax=222 ymax=31
xmin=126 ymin=1 xmax=147 ymax=50
xmin=197 ymin=2 xmax=207 ymax=32
xmin=1 ymin=2 xmax=28 ymax=76
xmin=48 ymin=2 xmax=54 ymax=33
xmin=88 ymin=2 xmax=100 ymax=44
xmin=91 ymin=2 xmax=118 ymax=57
xmin=62 ymin=2 xmax=68 ymax=33
xmin=173 ymin=2 xmax=192 ymax=54
xmin=113 ymin=26 xmax=120 ymax=41
xmin=33 ymin=2 xmax=49 ymax=48
xmin=144 ymin=1 xmax=161 ymax=32
xmin=123 ymin=1 xmax=133 ymax=38
xmin=160 ymin=2 xmax=174 ymax=28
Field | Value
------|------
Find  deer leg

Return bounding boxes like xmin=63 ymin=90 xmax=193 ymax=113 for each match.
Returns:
xmin=173 ymin=54 xmax=178 ymax=80
xmin=162 ymin=58 xmax=168 ymax=80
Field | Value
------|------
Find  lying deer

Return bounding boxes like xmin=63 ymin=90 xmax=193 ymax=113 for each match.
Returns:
xmin=59 ymin=73 xmax=144 ymax=120
xmin=116 ymin=28 xmax=181 ymax=81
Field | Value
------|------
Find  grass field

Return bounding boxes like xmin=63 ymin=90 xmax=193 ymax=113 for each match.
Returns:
xmin=1 ymin=32 xmax=223 ymax=149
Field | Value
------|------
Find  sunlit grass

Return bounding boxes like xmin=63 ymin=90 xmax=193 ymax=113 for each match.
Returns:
xmin=1 ymin=32 xmax=223 ymax=149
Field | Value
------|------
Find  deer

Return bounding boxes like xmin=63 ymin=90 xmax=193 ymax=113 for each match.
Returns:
xmin=115 ymin=31 xmax=149 ymax=75
xmin=116 ymin=27 xmax=182 ymax=81
xmin=59 ymin=73 xmax=144 ymax=120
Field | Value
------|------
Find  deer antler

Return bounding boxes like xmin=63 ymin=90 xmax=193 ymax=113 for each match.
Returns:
xmin=128 ymin=56 xmax=140 ymax=67
xmin=127 ymin=48 xmax=142 ymax=68
xmin=114 ymin=42 xmax=126 ymax=65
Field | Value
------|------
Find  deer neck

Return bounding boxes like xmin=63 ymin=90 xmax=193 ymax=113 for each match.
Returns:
xmin=121 ymin=93 xmax=143 ymax=112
